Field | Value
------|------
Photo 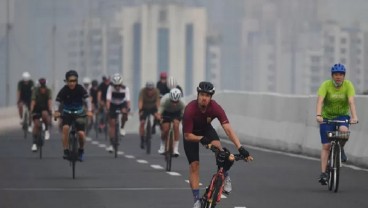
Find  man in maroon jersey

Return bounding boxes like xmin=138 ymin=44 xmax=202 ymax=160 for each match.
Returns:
xmin=182 ymin=81 xmax=253 ymax=207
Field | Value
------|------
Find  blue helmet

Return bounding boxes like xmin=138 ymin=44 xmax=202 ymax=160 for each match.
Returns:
xmin=331 ymin=63 xmax=346 ymax=74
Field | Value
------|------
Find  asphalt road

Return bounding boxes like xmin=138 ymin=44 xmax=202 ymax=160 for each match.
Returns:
xmin=1 ymin=126 xmax=368 ymax=208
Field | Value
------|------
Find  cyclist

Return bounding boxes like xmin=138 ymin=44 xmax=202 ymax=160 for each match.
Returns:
xmin=97 ymin=75 xmax=111 ymax=131
xmin=90 ymin=80 xmax=99 ymax=111
xmin=30 ymin=78 xmax=52 ymax=152
xmin=156 ymin=71 xmax=169 ymax=97
xmin=157 ymin=88 xmax=185 ymax=156
xmin=316 ymin=63 xmax=358 ymax=185
xmin=106 ymin=73 xmax=131 ymax=152
xmin=182 ymin=81 xmax=253 ymax=208
xmin=54 ymin=70 xmax=93 ymax=161
xmin=138 ymin=81 xmax=160 ymax=149
xmin=17 ymin=71 xmax=34 ymax=132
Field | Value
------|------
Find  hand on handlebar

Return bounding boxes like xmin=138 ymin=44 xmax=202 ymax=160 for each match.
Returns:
xmin=238 ymin=146 xmax=253 ymax=162
xmin=316 ymin=115 xmax=323 ymax=124
xmin=86 ymin=111 xmax=93 ymax=117
xmin=53 ymin=111 xmax=61 ymax=121
xmin=350 ymin=118 xmax=359 ymax=124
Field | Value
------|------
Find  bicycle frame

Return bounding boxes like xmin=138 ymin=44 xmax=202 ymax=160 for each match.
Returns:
xmin=112 ymin=110 xmax=121 ymax=158
xmin=164 ymin=119 xmax=174 ymax=171
xmin=201 ymin=144 xmax=245 ymax=208
xmin=145 ymin=114 xmax=152 ymax=154
xmin=22 ymin=105 xmax=30 ymax=139
xmin=34 ymin=114 xmax=45 ymax=159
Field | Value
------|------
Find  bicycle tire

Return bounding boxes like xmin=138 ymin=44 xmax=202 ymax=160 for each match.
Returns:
xmin=69 ymin=132 xmax=78 ymax=179
xmin=204 ymin=175 xmax=223 ymax=208
xmin=328 ymin=145 xmax=335 ymax=191
xmin=332 ymin=144 xmax=340 ymax=192
xmin=145 ymin=118 xmax=151 ymax=154
xmin=166 ymin=129 xmax=174 ymax=171
xmin=114 ymin=121 xmax=119 ymax=158
xmin=38 ymin=130 xmax=44 ymax=159
xmin=23 ymin=111 xmax=28 ymax=139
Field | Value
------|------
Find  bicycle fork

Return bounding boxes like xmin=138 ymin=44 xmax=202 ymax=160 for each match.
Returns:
xmin=205 ymin=172 xmax=225 ymax=203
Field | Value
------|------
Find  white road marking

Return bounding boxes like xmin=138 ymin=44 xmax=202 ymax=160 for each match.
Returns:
xmin=125 ymin=155 xmax=135 ymax=159
xmin=167 ymin=172 xmax=181 ymax=176
xmin=151 ymin=165 xmax=164 ymax=170
xmin=117 ymin=151 xmax=124 ymax=155
xmin=98 ymin=144 xmax=106 ymax=148
xmin=91 ymin=141 xmax=99 ymax=145
xmin=185 ymin=180 xmax=202 ymax=186
xmin=137 ymin=159 xmax=148 ymax=164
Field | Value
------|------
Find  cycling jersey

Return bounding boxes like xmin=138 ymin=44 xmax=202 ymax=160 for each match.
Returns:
xmin=139 ymin=88 xmax=160 ymax=110
xmin=182 ymin=100 xmax=229 ymax=135
xmin=56 ymin=84 xmax=89 ymax=113
xmin=89 ymin=87 xmax=98 ymax=107
xmin=32 ymin=86 xmax=52 ymax=112
xmin=98 ymin=82 xmax=110 ymax=102
xmin=17 ymin=80 xmax=34 ymax=105
xmin=156 ymin=81 xmax=170 ymax=97
xmin=317 ymin=80 xmax=355 ymax=119
xmin=106 ymin=85 xmax=130 ymax=105
xmin=159 ymin=93 xmax=185 ymax=114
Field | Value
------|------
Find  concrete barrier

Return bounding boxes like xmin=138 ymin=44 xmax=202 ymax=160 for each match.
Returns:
xmin=0 ymin=106 xmax=19 ymax=132
xmin=214 ymin=91 xmax=368 ymax=168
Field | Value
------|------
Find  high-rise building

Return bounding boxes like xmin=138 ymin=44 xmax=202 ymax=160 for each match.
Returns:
xmin=117 ymin=2 xmax=207 ymax=103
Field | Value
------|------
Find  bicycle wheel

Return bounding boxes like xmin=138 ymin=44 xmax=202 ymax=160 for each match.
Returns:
xmin=145 ymin=118 xmax=151 ymax=154
xmin=332 ymin=144 xmax=340 ymax=192
xmin=38 ymin=130 xmax=44 ymax=159
xmin=23 ymin=111 xmax=28 ymax=139
xmin=69 ymin=133 xmax=78 ymax=179
xmin=204 ymin=175 xmax=223 ymax=208
xmin=166 ymin=129 xmax=174 ymax=171
xmin=114 ymin=122 xmax=119 ymax=158
xmin=328 ymin=145 xmax=335 ymax=191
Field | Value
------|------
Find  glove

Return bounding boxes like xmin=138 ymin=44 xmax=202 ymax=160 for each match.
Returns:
xmin=216 ymin=151 xmax=226 ymax=167
xmin=199 ymin=136 xmax=211 ymax=146
xmin=238 ymin=146 xmax=250 ymax=158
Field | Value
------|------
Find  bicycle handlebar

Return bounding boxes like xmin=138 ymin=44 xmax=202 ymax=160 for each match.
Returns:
xmin=205 ymin=144 xmax=246 ymax=162
xmin=322 ymin=119 xmax=358 ymax=125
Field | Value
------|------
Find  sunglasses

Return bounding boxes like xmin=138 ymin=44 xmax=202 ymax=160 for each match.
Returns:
xmin=68 ymin=79 xmax=77 ymax=83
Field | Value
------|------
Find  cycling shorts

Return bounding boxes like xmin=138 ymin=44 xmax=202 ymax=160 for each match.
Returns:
xmin=140 ymin=107 xmax=158 ymax=121
xmin=62 ymin=113 xmax=86 ymax=132
xmin=161 ymin=110 xmax=182 ymax=123
xmin=109 ymin=102 xmax=128 ymax=119
xmin=319 ymin=115 xmax=350 ymax=144
xmin=183 ymin=125 xmax=220 ymax=164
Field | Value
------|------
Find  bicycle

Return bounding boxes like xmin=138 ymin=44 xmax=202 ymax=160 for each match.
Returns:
xmin=56 ymin=110 xmax=85 ymax=179
xmin=201 ymin=144 xmax=246 ymax=208
xmin=33 ymin=113 xmax=46 ymax=159
xmin=144 ymin=114 xmax=153 ymax=154
xmin=324 ymin=119 xmax=356 ymax=193
xmin=97 ymin=109 xmax=108 ymax=140
xmin=22 ymin=105 xmax=30 ymax=139
xmin=161 ymin=116 xmax=178 ymax=172
xmin=111 ymin=110 xmax=122 ymax=158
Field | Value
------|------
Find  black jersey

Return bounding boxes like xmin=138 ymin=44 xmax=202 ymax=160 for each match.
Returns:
xmin=56 ymin=84 xmax=88 ymax=112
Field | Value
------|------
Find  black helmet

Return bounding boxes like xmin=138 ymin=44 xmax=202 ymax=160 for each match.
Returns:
xmin=197 ymin=81 xmax=215 ymax=95
xmin=38 ymin=78 xmax=47 ymax=87
xmin=92 ymin=79 xmax=98 ymax=87
xmin=65 ymin=70 xmax=78 ymax=80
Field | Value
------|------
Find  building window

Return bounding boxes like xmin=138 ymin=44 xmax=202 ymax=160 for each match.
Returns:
xmin=340 ymin=48 xmax=346 ymax=54
xmin=159 ymin=10 xmax=167 ymax=23
xmin=340 ymin=38 xmax=347 ymax=44
xmin=157 ymin=28 xmax=169 ymax=73
xmin=311 ymin=56 xmax=320 ymax=63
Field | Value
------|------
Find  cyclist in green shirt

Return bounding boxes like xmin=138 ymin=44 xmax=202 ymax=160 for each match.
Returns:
xmin=316 ymin=63 xmax=358 ymax=185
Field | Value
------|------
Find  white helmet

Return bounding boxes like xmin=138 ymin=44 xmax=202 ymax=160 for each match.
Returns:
xmin=169 ymin=88 xmax=181 ymax=102
xmin=111 ymin=73 xmax=123 ymax=85
xmin=82 ymin=77 xmax=91 ymax=85
xmin=22 ymin=72 xmax=31 ymax=81
xmin=167 ymin=76 xmax=177 ymax=89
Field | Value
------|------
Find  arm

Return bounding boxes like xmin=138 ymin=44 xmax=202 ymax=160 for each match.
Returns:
xmin=138 ymin=90 xmax=143 ymax=111
xmin=30 ymin=88 xmax=36 ymax=113
xmin=316 ymin=95 xmax=324 ymax=123
xmin=222 ymin=123 xmax=241 ymax=149
xmin=348 ymin=96 xmax=358 ymax=123
xmin=106 ymin=86 xmax=112 ymax=111
xmin=183 ymin=132 xmax=202 ymax=142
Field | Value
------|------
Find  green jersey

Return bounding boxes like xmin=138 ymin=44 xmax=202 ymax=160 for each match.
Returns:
xmin=317 ymin=80 xmax=355 ymax=119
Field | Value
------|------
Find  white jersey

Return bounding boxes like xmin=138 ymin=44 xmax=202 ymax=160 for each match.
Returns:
xmin=106 ymin=85 xmax=130 ymax=105
xmin=158 ymin=93 xmax=185 ymax=114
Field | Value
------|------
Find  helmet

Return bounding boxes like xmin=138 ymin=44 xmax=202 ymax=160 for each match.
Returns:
xmin=82 ymin=77 xmax=91 ymax=85
xmin=22 ymin=72 xmax=31 ymax=81
xmin=38 ymin=78 xmax=47 ymax=87
xmin=169 ymin=88 xmax=181 ymax=102
xmin=92 ymin=79 xmax=98 ymax=87
xmin=65 ymin=70 xmax=78 ymax=80
xmin=167 ymin=76 xmax=177 ymax=89
xmin=146 ymin=81 xmax=155 ymax=89
xmin=197 ymin=81 xmax=215 ymax=95
xmin=111 ymin=73 xmax=123 ymax=85
xmin=331 ymin=63 xmax=346 ymax=74
xmin=160 ymin=72 xmax=167 ymax=79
